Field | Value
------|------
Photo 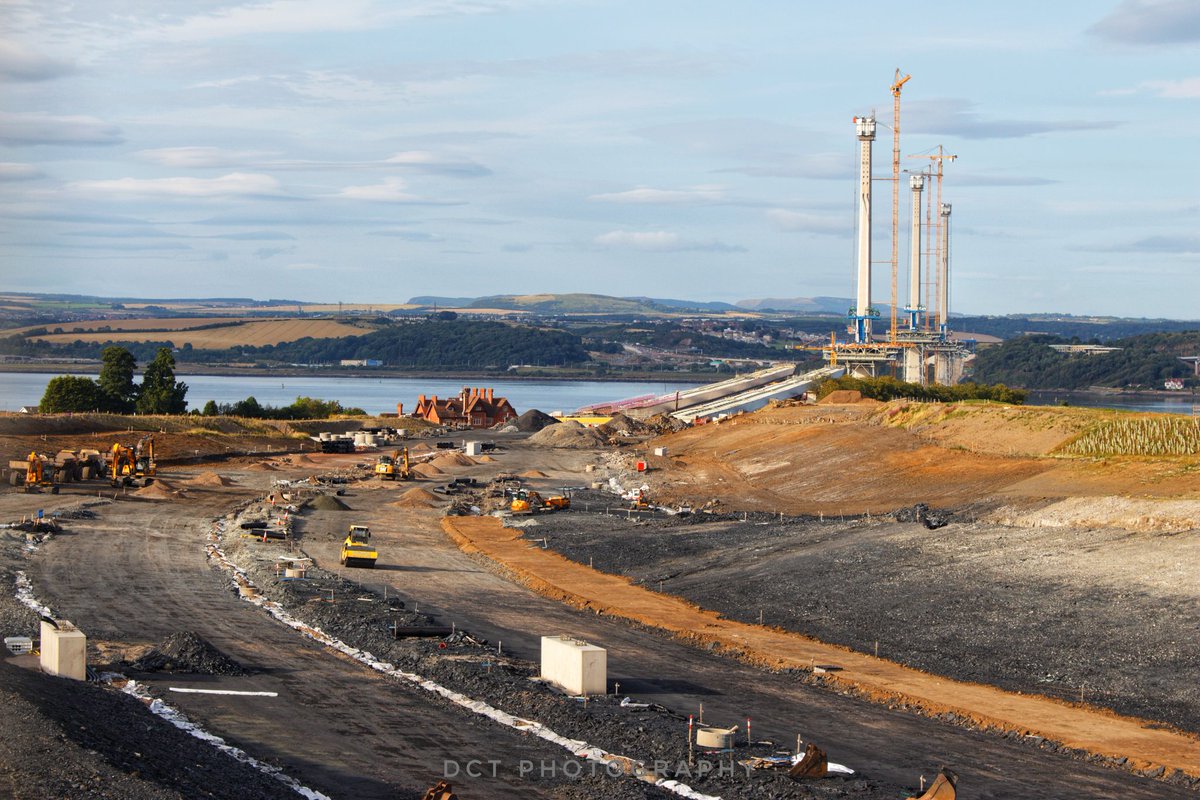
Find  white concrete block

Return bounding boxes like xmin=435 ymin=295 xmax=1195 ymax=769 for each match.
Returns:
xmin=40 ymin=620 xmax=86 ymax=680
xmin=465 ymin=441 xmax=482 ymax=457
xmin=540 ymin=635 xmax=606 ymax=696
xmin=653 ymin=446 xmax=668 ymax=457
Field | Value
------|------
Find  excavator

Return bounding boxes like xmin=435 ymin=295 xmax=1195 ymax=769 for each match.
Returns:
xmin=109 ymin=436 xmax=156 ymax=487
xmin=340 ymin=525 xmax=378 ymax=568
xmin=9 ymin=452 xmax=59 ymax=494
xmin=510 ymin=489 xmax=570 ymax=514
xmin=374 ymin=448 xmax=412 ymax=481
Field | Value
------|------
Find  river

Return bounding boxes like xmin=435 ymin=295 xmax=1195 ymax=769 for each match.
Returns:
xmin=3 ymin=372 xmax=1196 ymax=416
xmin=0 ymin=372 xmax=695 ymax=416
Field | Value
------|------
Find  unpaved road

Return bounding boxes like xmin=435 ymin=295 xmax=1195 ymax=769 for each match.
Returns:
xmin=295 ymin=450 xmax=1194 ymax=799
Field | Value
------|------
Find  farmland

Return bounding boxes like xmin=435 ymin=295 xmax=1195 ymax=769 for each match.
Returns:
xmin=15 ymin=318 xmax=375 ymax=349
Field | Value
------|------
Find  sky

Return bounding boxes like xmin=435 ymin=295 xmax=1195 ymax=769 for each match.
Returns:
xmin=0 ymin=0 xmax=1198 ymax=318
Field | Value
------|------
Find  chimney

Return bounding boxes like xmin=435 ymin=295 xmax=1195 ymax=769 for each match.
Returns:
xmin=417 ymin=394 xmax=425 ymax=407
xmin=487 ymin=388 xmax=494 ymax=403
xmin=396 ymin=402 xmax=404 ymax=416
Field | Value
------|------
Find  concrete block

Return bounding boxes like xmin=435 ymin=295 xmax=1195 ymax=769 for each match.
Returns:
xmin=40 ymin=620 xmax=86 ymax=680
xmin=465 ymin=441 xmax=482 ymax=457
xmin=653 ymin=446 xmax=668 ymax=457
xmin=540 ymin=635 xmax=606 ymax=696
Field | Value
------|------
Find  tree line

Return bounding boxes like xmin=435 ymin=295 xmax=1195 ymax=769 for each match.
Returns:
xmin=39 ymin=346 xmax=188 ymax=414
xmin=817 ymin=375 xmax=1027 ymax=404
xmin=969 ymin=332 xmax=1200 ymax=389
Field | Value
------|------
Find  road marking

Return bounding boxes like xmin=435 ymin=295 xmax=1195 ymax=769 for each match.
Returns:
xmin=169 ymin=687 xmax=278 ymax=697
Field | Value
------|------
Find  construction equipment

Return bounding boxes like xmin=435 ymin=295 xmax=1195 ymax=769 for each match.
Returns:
xmin=8 ymin=452 xmax=59 ymax=493
xmin=788 ymin=743 xmax=829 ymax=779
xmin=909 ymin=768 xmax=957 ymax=800
xmin=544 ymin=493 xmax=570 ymax=511
xmin=420 ymin=781 xmax=457 ymax=800
xmin=631 ymin=489 xmax=650 ymax=510
xmin=510 ymin=488 xmax=570 ymax=514
xmin=109 ymin=437 xmax=156 ymax=487
xmin=374 ymin=448 xmax=412 ymax=481
xmin=339 ymin=525 xmax=378 ymax=568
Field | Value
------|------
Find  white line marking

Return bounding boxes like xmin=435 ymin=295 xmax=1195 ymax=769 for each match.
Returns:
xmin=169 ymin=688 xmax=279 ymax=697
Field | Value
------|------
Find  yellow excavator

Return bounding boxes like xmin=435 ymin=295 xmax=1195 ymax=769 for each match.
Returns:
xmin=340 ymin=525 xmax=378 ymax=568
xmin=374 ymin=448 xmax=412 ymax=481
xmin=8 ymin=452 xmax=59 ymax=494
xmin=511 ymin=489 xmax=570 ymax=514
xmin=109 ymin=437 xmax=156 ymax=487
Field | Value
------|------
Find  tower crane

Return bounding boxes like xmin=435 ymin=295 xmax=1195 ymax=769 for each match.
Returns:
xmin=888 ymin=69 xmax=911 ymax=346
xmin=908 ymin=146 xmax=956 ymax=331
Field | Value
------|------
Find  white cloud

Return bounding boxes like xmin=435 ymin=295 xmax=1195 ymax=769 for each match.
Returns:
xmin=384 ymin=150 xmax=491 ymax=176
xmin=0 ymin=162 xmax=44 ymax=181
xmin=286 ymin=262 xmax=322 ymax=271
xmin=1138 ymin=77 xmax=1200 ymax=98
xmin=1089 ymin=0 xmax=1200 ymax=44
xmin=907 ymin=98 xmax=1118 ymax=140
xmin=594 ymin=230 xmax=744 ymax=253
xmin=335 ymin=177 xmax=458 ymax=204
xmin=0 ymin=112 xmax=123 ymax=146
xmin=589 ymin=186 xmax=726 ymax=205
xmin=69 ymin=173 xmax=283 ymax=198
xmin=766 ymin=209 xmax=847 ymax=236
xmin=136 ymin=146 xmax=278 ymax=168
xmin=0 ymin=40 xmax=76 ymax=81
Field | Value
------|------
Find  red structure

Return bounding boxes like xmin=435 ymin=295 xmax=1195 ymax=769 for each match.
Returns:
xmin=410 ymin=387 xmax=518 ymax=429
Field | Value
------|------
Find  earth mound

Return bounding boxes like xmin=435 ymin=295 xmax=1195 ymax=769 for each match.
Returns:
xmin=309 ymin=494 xmax=350 ymax=511
xmin=527 ymin=420 xmax=606 ymax=449
xmin=520 ymin=469 xmax=548 ymax=478
xmin=819 ymin=389 xmax=863 ymax=404
xmin=431 ymin=452 xmax=475 ymax=468
xmin=476 ymin=454 xmax=497 ymax=463
xmin=512 ymin=409 xmax=560 ymax=432
xmin=131 ymin=631 xmax=249 ymax=676
xmin=391 ymin=488 xmax=441 ymax=508
xmin=186 ymin=471 xmax=234 ymax=487
xmin=133 ymin=481 xmax=182 ymax=500
xmin=599 ymin=412 xmax=650 ymax=436
xmin=412 ymin=463 xmax=444 ymax=477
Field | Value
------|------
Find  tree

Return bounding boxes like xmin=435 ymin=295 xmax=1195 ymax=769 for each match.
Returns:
xmin=98 ymin=346 xmax=137 ymax=412
xmin=136 ymin=348 xmax=188 ymax=414
xmin=201 ymin=400 xmax=219 ymax=416
xmin=39 ymin=376 xmax=106 ymax=413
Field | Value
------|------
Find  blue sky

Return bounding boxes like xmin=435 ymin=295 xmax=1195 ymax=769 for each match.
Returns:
xmin=1 ymin=0 xmax=1197 ymax=317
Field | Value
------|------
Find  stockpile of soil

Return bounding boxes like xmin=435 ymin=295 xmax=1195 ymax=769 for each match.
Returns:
xmin=308 ymin=494 xmax=350 ymax=511
xmin=132 ymin=481 xmax=183 ymax=500
xmin=411 ymin=463 xmax=444 ymax=478
xmin=512 ymin=409 xmax=559 ymax=432
xmin=391 ymin=488 xmax=440 ymax=508
xmin=645 ymin=413 xmax=689 ymax=434
xmin=527 ymin=420 xmax=606 ymax=449
xmin=186 ymin=471 xmax=234 ymax=487
xmin=476 ymin=454 xmax=497 ymax=463
xmin=519 ymin=469 xmax=547 ymax=478
xmin=130 ymin=631 xmax=249 ymax=676
xmin=244 ymin=462 xmax=278 ymax=471
xmin=598 ymin=413 xmax=650 ymax=436
xmin=431 ymin=453 xmax=475 ymax=469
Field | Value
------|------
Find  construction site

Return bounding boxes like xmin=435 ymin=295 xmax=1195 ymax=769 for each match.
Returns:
xmin=2 ymin=75 xmax=1199 ymax=800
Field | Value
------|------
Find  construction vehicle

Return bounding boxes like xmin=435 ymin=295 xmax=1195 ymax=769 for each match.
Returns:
xmin=374 ymin=448 xmax=412 ymax=481
xmin=8 ymin=452 xmax=59 ymax=493
xmin=339 ymin=525 xmax=378 ymax=568
xmin=511 ymin=488 xmax=570 ymax=514
xmin=109 ymin=436 xmax=156 ymax=487
xmin=631 ymin=489 xmax=650 ymax=510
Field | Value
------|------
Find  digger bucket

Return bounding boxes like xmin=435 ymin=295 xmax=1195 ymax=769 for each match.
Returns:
xmin=911 ymin=768 xmax=957 ymax=800
xmin=788 ymin=742 xmax=828 ymax=780
xmin=421 ymin=780 xmax=457 ymax=800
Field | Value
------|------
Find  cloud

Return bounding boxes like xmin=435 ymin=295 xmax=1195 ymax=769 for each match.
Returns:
xmin=69 ymin=172 xmax=283 ymax=198
xmin=1089 ymin=0 xmax=1200 ymax=44
xmin=0 ymin=112 xmax=123 ymax=146
xmin=765 ymin=209 xmax=848 ymax=236
xmin=208 ymin=231 xmax=296 ymax=241
xmin=502 ymin=242 xmax=533 ymax=252
xmin=383 ymin=150 xmax=491 ymax=177
xmin=254 ymin=246 xmax=294 ymax=259
xmin=0 ymin=41 xmax=76 ymax=82
xmin=590 ymin=186 xmax=727 ymax=205
xmin=593 ymin=230 xmax=745 ymax=253
xmin=335 ymin=177 xmax=459 ymax=204
xmin=366 ymin=229 xmax=444 ymax=242
xmin=136 ymin=146 xmax=279 ymax=168
xmin=0 ymin=163 xmax=44 ymax=181
xmin=140 ymin=0 xmax=538 ymax=43
xmin=718 ymin=153 xmax=851 ymax=181
xmin=1132 ymin=77 xmax=1200 ymax=98
xmin=1097 ymin=235 xmax=1200 ymax=254
xmin=286 ymin=262 xmax=323 ymax=271
xmin=907 ymin=99 xmax=1118 ymax=140
xmin=953 ymin=173 xmax=1058 ymax=187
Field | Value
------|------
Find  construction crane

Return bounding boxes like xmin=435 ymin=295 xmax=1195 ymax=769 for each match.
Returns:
xmin=908 ymin=146 xmax=957 ymax=331
xmin=889 ymin=69 xmax=911 ymax=347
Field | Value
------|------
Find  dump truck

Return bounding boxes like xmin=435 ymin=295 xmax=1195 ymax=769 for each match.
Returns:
xmin=340 ymin=525 xmax=378 ymax=568
xmin=109 ymin=437 xmax=156 ymax=487
xmin=374 ymin=448 xmax=411 ymax=481
xmin=511 ymin=489 xmax=570 ymax=514
xmin=8 ymin=452 xmax=59 ymax=493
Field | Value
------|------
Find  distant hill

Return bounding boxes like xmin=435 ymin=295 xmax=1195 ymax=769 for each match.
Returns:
xmin=412 ymin=293 xmax=741 ymax=315
xmin=736 ymin=296 xmax=852 ymax=314
xmin=407 ymin=296 xmax=479 ymax=308
xmin=623 ymin=296 xmax=739 ymax=312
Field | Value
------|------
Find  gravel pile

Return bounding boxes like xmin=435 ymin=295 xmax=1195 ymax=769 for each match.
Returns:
xmin=307 ymin=494 xmax=350 ymax=511
xmin=130 ymin=631 xmax=250 ymax=676
xmin=598 ymin=413 xmax=651 ymax=436
xmin=528 ymin=421 xmax=607 ymax=449
xmin=512 ymin=409 xmax=560 ymax=432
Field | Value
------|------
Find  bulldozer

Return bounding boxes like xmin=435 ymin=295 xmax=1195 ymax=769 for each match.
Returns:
xmin=8 ymin=452 xmax=59 ymax=494
xmin=340 ymin=524 xmax=378 ymax=568
xmin=374 ymin=448 xmax=412 ymax=481
xmin=109 ymin=436 xmax=156 ymax=487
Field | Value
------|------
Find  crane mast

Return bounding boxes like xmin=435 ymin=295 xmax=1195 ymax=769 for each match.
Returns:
xmin=889 ymin=70 xmax=910 ymax=346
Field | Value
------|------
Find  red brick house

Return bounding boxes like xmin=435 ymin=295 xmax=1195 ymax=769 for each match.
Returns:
xmin=409 ymin=387 xmax=518 ymax=429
